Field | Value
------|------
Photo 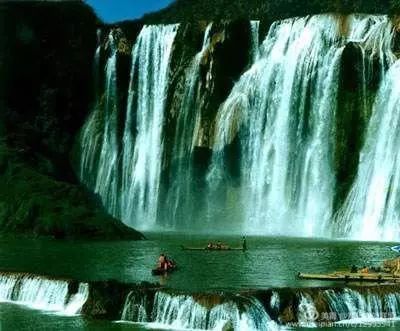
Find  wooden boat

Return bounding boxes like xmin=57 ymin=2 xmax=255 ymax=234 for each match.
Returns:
xmin=298 ymin=271 xmax=400 ymax=283
xmin=152 ymin=265 xmax=177 ymax=276
xmin=180 ymin=245 xmax=245 ymax=251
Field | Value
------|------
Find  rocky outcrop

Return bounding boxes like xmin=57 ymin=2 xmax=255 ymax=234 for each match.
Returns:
xmin=0 ymin=144 xmax=143 ymax=239
xmin=334 ymin=42 xmax=370 ymax=208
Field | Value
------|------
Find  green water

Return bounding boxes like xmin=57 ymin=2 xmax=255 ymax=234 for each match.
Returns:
xmin=0 ymin=233 xmax=399 ymax=330
xmin=0 ymin=234 xmax=396 ymax=291
xmin=0 ymin=303 xmax=161 ymax=330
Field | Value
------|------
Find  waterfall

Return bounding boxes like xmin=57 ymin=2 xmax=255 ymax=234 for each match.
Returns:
xmin=207 ymin=15 xmax=395 ymax=237
xmin=335 ymin=60 xmax=400 ymax=241
xmin=120 ymin=24 xmax=179 ymax=228
xmin=270 ymin=291 xmax=280 ymax=311
xmin=208 ymin=15 xmax=344 ymax=236
xmin=121 ymin=291 xmax=278 ymax=331
xmin=250 ymin=21 xmax=260 ymax=62
xmin=297 ymin=293 xmax=318 ymax=327
xmin=80 ymin=31 xmax=120 ymax=217
xmin=152 ymin=292 xmax=209 ymax=329
xmin=347 ymin=15 xmax=395 ymax=80
xmin=324 ymin=288 xmax=400 ymax=321
xmin=80 ymin=25 xmax=179 ymax=228
xmin=64 ymin=283 xmax=90 ymax=316
xmin=165 ymin=24 xmax=213 ymax=228
xmin=0 ymin=273 xmax=89 ymax=315
xmin=78 ymin=16 xmax=398 ymax=240
xmin=121 ymin=290 xmax=149 ymax=323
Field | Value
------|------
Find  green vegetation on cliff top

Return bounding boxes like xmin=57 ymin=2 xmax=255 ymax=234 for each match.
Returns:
xmin=143 ymin=0 xmax=400 ymax=23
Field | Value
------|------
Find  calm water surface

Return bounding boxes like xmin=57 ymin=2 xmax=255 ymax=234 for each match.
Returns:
xmin=0 ymin=233 xmax=396 ymax=291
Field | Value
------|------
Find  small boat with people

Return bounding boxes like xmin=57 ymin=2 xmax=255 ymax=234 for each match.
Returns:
xmin=181 ymin=237 xmax=247 ymax=252
xmin=152 ymin=253 xmax=177 ymax=276
xmin=181 ymin=245 xmax=244 ymax=251
xmin=152 ymin=264 xmax=177 ymax=276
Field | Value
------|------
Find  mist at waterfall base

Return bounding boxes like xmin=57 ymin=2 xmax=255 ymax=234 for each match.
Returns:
xmin=79 ymin=14 xmax=400 ymax=241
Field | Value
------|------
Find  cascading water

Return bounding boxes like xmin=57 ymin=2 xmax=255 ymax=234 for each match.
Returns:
xmin=121 ymin=291 xmax=149 ymax=323
xmin=121 ymin=291 xmax=278 ymax=331
xmin=250 ymin=20 xmax=260 ymax=62
xmin=345 ymin=16 xmax=396 ymax=122
xmin=270 ymin=291 xmax=280 ymax=311
xmin=164 ymin=24 xmax=213 ymax=228
xmin=80 ymin=25 xmax=179 ymax=228
xmin=347 ymin=15 xmax=396 ymax=79
xmin=335 ymin=60 xmax=400 ymax=241
xmin=80 ymin=31 xmax=120 ymax=217
xmin=207 ymin=15 xmax=395 ymax=237
xmin=297 ymin=293 xmax=318 ymax=327
xmin=324 ymin=288 xmax=400 ymax=321
xmin=208 ymin=15 xmax=344 ymax=236
xmin=79 ymin=15 xmax=399 ymax=240
xmin=0 ymin=274 xmax=89 ymax=315
xmin=120 ymin=25 xmax=179 ymax=229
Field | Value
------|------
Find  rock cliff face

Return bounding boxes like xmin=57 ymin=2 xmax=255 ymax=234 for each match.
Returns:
xmin=0 ymin=1 xmax=143 ymax=239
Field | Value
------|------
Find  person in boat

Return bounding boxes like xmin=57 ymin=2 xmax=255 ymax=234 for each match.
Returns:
xmin=207 ymin=242 xmax=213 ymax=250
xmin=160 ymin=254 xmax=176 ymax=271
xmin=350 ymin=265 xmax=358 ymax=273
xmin=216 ymin=241 xmax=223 ymax=249
xmin=158 ymin=254 xmax=167 ymax=270
xmin=360 ymin=266 xmax=369 ymax=273
xmin=166 ymin=257 xmax=174 ymax=269
xmin=242 ymin=236 xmax=247 ymax=251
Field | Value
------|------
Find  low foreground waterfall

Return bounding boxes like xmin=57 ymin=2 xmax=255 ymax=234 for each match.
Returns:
xmin=0 ymin=273 xmax=89 ymax=315
xmin=323 ymin=288 xmax=400 ymax=322
xmin=119 ymin=287 xmax=400 ymax=329
xmin=3 ymin=272 xmax=400 ymax=329
xmin=121 ymin=291 xmax=279 ymax=331
xmin=335 ymin=60 xmax=400 ymax=241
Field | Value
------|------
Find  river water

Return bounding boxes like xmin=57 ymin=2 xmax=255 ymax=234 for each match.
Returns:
xmin=0 ymin=234 xmax=399 ymax=330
